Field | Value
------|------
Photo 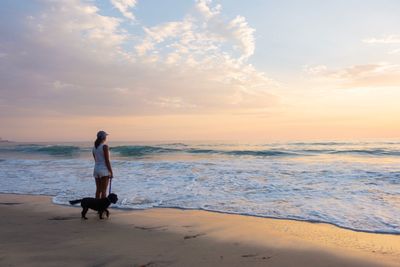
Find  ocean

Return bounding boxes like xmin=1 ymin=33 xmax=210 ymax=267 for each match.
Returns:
xmin=0 ymin=140 xmax=399 ymax=234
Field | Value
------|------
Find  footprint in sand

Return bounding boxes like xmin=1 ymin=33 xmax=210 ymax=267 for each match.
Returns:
xmin=48 ymin=216 xmax=75 ymax=221
xmin=183 ymin=233 xmax=205 ymax=240
xmin=134 ymin=225 xmax=167 ymax=231
xmin=241 ymin=254 xmax=258 ymax=258
xmin=241 ymin=254 xmax=273 ymax=260
xmin=137 ymin=260 xmax=173 ymax=267
xmin=0 ymin=202 xmax=23 ymax=205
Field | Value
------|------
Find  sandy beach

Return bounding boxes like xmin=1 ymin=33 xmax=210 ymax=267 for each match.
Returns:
xmin=2 ymin=0 xmax=400 ymax=266
xmin=0 ymin=193 xmax=399 ymax=267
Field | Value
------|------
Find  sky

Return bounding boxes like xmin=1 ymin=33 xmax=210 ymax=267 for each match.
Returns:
xmin=1 ymin=0 xmax=400 ymax=142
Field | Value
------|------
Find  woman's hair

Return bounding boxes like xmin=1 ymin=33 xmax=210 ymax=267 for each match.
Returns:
xmin=94 ymin=136 xmax=105 ymax=149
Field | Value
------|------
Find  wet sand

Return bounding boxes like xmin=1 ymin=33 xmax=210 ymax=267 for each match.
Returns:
xmin=1 ymin=193 xmax=399 ymax=266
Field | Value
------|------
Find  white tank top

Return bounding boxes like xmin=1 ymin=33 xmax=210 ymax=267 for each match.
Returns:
xmin=93 ymin=143 xmax=107 ymax=168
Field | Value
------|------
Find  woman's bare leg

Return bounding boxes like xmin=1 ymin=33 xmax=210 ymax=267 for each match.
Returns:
xmin=95 ymin=178 xmax=101 ymax=199
xmin=100 ymin=176 xmax=110 ymax=199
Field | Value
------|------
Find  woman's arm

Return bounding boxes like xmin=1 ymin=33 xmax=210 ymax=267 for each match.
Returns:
xmin=103 ymin=145 xmax=113 ymax=178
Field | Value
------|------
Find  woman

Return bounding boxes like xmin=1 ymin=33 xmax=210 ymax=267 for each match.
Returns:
xmin=92 ymin=130 xmax=113 ymax=199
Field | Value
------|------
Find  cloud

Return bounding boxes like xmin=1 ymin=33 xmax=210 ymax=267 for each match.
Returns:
xmin=363 ymin=35 xmax=400 ymax=44
xmin=196 ymin=0 xmax=221 ymax=19
xmin=304 ymin=63 xmax=400 ymax=88
xmin=110 ymin=0 xmax=137 ymax=20
xmin=136 ymin=0 xmax=256 ymax=62
xmin=363 ymin=34 xmax=400 ymax=56
xmin=0 ymin=0 xmax=278 ymax=118
xmin=302 ymin=65 xmax=328 ymax=75
xmin=389 ymin=48 xmax=400 ymax=55
xmin=195 ymin=0 xmax=255 ymax=61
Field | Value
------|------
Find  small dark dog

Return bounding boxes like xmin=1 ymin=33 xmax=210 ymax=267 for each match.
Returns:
xmin=69 ymin=193 xmax=118 ymax=220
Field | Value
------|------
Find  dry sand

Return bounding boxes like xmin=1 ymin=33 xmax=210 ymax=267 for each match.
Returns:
xmin=1 ymin=193 xmax=399 ymax=267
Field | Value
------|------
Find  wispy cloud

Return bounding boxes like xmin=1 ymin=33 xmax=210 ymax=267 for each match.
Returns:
xmin=196 ymin=0 xmax=222 ymax=19
xmin=363 ymin=35 xmax=400 ymax=44
xmin=389 ymin=48 xmax=400 ymax=55
xmin=136 ymin=0 xmax=256 ymax=62
xmin=110 ymin=0 xmax=137 ymax=20
xmin=363 ymin=34 xmax=400 ymax=56
xmin=304 ymin=63 xmax=400 ymax=88
xmin=0 ymin=0 xmax=277 ymax=118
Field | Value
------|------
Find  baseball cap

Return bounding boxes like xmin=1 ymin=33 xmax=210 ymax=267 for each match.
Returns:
xmin=97 ymin=130 xmax=108 ymax=139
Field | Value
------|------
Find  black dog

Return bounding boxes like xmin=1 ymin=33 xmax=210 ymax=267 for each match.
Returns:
xmin=69 ymin=193 xmax=118 ymax=220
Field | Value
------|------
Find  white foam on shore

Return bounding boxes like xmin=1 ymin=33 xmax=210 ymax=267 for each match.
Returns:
xmin=1 ymin=141 xmax=400 ymax=234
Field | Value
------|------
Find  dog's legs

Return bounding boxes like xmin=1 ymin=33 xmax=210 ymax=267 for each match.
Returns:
xmin=81 ymin=207 xmax=89 ymax=220
xmin=105 ymin=209 xmax=110 ymax=218
xmin=98 ymin=210 xmax=104 ymax=219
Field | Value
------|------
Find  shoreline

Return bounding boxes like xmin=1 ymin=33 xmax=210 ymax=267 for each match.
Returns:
xmin=50 ymin=192 xmax=400 ymax=236
xmin=1 ymin=193 xmax=399 ymax=266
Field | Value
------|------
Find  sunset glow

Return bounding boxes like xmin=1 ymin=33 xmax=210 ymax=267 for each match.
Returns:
xmin=1 ymin=0 xmax=400 ymax=141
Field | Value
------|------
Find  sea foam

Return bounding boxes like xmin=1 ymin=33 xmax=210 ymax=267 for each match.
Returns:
xmin=1 ymin=141 xmax=400 ymax=234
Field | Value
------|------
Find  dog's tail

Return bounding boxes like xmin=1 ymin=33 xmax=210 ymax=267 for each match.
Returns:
xmin=69 ymin=199 xmax=82 ymax=205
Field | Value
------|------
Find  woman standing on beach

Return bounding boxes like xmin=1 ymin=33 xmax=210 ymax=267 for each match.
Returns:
xmin=92 ymin=131 xmax=113 ymax=199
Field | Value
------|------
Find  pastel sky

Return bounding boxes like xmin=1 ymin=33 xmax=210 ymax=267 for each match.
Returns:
xmin=1 ymin=0 xmax=400 ymax=141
